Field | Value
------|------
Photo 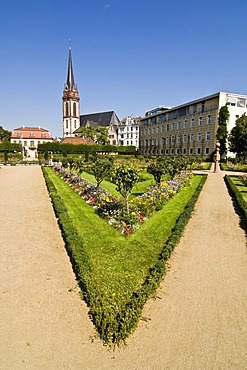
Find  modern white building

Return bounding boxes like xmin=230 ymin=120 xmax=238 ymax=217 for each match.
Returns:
xmin=139 ymin=92 xmax=247 ymax=158
xmin=118 ymin=116 xmax=141 ymax=149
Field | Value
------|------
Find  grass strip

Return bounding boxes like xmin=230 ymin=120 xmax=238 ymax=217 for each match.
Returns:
xmin=42 ymin=166 xmax=206 ymax=344
xmin=224 ymin=175 xmax=247 ymax=220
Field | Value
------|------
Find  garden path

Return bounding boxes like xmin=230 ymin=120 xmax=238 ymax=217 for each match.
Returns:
xmin=0 ymin=165 xmax=247 ymax=370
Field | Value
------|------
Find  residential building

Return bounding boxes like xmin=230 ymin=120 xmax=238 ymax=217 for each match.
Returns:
xmin=11 ymin=126 xmax=53 ymax=159
xmin=118 ymin=116 xmax=141 ymax=149
xmin=139 ymin=92 xmax=247 ymax=158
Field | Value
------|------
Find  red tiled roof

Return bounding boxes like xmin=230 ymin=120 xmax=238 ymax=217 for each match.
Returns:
xmin=62 ymin=137 xmax=94 ymax=145
xmin=11 ymin=126 xmax=52 ymax=140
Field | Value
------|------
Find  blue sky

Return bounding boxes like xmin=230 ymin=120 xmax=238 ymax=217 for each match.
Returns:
xmin=1 ymin=0 xmax=247 ymax=137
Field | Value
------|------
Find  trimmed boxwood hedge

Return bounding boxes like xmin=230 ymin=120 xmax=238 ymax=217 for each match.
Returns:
xmin=42 ymin=166 xmax=207 ymax=344
xmin=224 ymin=175 xmax=247 ymax=221
xmin=0 ymin=142 xmax=22 ymax=152
xmin=38 ymin=142 xmax=136 ymax=155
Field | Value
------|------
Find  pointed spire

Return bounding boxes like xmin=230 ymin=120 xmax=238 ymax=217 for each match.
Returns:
xmin=66 ymin=47 xmax=77 ymax=91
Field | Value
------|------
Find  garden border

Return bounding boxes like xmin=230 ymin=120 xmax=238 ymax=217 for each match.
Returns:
xmin=42 ymin=166 xmax=207 ymax=344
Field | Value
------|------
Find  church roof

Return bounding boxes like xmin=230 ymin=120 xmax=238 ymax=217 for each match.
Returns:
xmin=75 ymin=111 xmax=120 ymax=133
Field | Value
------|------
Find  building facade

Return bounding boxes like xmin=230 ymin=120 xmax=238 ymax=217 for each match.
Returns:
xmin=11 ymin=126 xmax=53 ymax=159
xmin=139 ymin=92 xmax=247 ymax=158
xmin=118 ymin=116 xmax=141 ymax=149
xmin=62 ymin=48 xmax=80 ymax=138
xmin=74 ymin=111 xmax=120 ymax=145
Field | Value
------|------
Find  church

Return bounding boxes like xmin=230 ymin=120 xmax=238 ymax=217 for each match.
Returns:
xmin=62 ymin=48 xmax=119 ymax=145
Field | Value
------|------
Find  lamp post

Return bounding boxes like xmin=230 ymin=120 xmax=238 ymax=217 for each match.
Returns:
xmin=214 ymin=140 xmax=220 ymax=173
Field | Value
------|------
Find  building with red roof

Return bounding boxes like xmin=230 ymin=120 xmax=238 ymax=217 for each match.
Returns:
xmin=11 ymin=126 xmax=53 ymax=159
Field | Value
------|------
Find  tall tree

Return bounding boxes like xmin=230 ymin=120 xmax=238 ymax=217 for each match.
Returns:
xmin=0 ymin=126 xmax=11 ymax=142
xmin=228 ymin=113 xmax=247 ymax=158
xmin=216 ymin=105 xmax=230 ymax=157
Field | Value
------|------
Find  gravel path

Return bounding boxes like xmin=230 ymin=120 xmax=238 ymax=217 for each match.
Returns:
xmin=0 ymin=166 xmax=247 ymax=370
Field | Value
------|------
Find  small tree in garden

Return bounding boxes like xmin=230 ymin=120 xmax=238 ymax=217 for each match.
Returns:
xmin=92 ymin=158 xmax=112 ymax=188
xmin=163 ymin=157 xmax=182 ymax=179
xmin=74 ymin=158 xmax=84 ymax=176
xmin=61 ymin=158 xmax=68 ymax=168
xmin=147 ymin=159 xmax=166 ymax=186
xmin=112 ymin=165 xmax=139 ymax=213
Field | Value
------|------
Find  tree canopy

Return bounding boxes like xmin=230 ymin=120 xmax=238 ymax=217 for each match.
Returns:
xmin=228 ymin=113 xmax=247 ymax=158
xmin=0 ymin=126 xmax=11 ymax=142
xmin=79 ymin=124 xmax=109 ymax=145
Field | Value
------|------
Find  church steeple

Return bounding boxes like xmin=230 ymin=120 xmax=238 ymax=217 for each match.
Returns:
xmin=66 ymin=47 xmax=77 ymax=91
xmin=62 ymin=47 xmax=80 ymax=138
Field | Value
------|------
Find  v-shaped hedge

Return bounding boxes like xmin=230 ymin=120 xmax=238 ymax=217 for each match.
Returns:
xmin=42 ymin=166 xmax=207 ymax=344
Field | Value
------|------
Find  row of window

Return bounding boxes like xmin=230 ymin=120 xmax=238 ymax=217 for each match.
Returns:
xmin=64 ymin=102 xmax=78 ymax=117
xmin=142 ymin=102 xmax=216 ymax=125
xmin=142 ymin=147 xmax=210 ymax=155
xmin=13 ymin=140 xmax=47 ymax=146
xmin=16 ymin=133 xmax=47 ymax=138
xmin=119 ymin=126 xmax=139 ymax=132
xmin=119 ymin=140 xmax=138 ymax=146
xmin=119 ymin=134 xmax=138 ymax=139
xmin=65 ymin=119 xmax=78 ymax=130
xmin=142 ymin=115 xmax=211 ymax=135
xmin=142 ymin=132 xmax=211 ymax=146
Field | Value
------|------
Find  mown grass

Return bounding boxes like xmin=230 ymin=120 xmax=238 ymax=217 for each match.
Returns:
xmin=221 ymin=162 xmax=247 ymax=172
xmin=225 ymin=175 xmax=247 ymax=221
xmin=46 ymin=168 xmax=204 ymax=299
xmin=44 ymin=167 xmax=206 ymax=343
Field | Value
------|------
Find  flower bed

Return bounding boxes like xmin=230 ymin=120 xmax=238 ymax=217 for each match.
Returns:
xmin=53 ymin=165 xmax=193 ymax=234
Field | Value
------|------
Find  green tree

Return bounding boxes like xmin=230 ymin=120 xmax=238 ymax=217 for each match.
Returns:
xmin=147 ymin=159 xmax=165 ymax=185
xmin=79 ymin=124 xmax=109 ymax=145
xmin=228 ymin=113 xmax=247 ymax=158
xmin=95 ymin=126 xmax=109 ymax=145
xmin=0 ymin=126 xmax=11 ymax=142
xmin=112 ymin=165 xmax=139 ymax=213
xmin=74 ymin=157 xmax=84 ymax=175
xmin=92 ymin=158 xmax=112 ymax=188
xmin=216 ymin=105 xmax=230 ymax=157
xmin=79 ymin=124 xmax=95 ymax=141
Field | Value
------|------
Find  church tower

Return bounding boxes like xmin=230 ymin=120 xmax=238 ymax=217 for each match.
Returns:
xmin=62 ymin=47 xmax=80 ymax=138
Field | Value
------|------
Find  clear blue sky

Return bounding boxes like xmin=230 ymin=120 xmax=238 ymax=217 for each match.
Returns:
xmin=1 ymin=0 xmax=247 ymax=137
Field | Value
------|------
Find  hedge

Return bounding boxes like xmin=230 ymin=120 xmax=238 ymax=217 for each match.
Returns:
xmin=0 ymin=142 xmax=22 ymax=152
xmin=38 ymin=142 xmax=136 ymax=155
xmin=224 ymin=175 xmax=247 ymax=221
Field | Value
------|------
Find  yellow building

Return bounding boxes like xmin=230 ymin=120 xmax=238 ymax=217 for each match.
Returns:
xmin=139 ymin=92 xmax=247 ymax=158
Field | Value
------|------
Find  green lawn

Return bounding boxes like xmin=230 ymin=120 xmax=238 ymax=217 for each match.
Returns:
xmin=43 ymin=167 xmax=206 ymax=343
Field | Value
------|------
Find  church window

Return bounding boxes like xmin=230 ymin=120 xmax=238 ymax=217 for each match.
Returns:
xmin=73 ymin=102 xmax=77 ymax=116
xmin=74 ymin=120 xmax=77 ymax=129
xmin=66 ymin=120 xmax=69 ymax=129
xmin=65 ymin=102 xmax=69 ymax=116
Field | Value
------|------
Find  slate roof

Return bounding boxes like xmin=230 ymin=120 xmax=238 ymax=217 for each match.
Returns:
xmin=74 ymin=111 xmax=120 ymax=133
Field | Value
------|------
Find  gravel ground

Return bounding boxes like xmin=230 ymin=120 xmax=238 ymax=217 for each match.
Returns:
xmin=0 ymin=165 xmax=247 ymax=370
